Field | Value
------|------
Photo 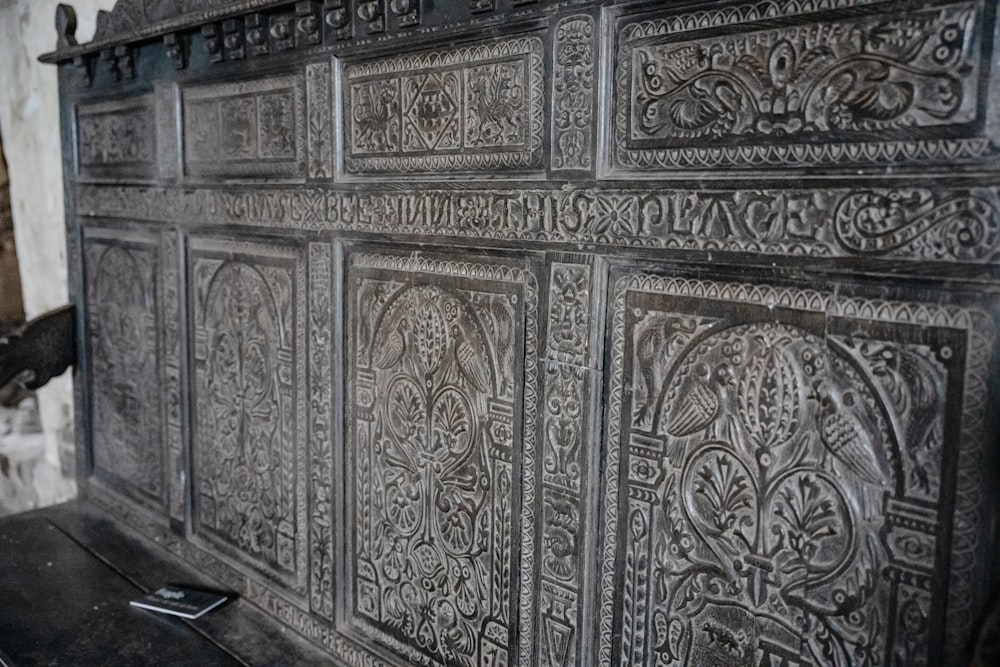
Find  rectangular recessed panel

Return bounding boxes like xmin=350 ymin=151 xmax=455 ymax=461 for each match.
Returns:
xmin=189 ymin=236 xmax=307 ymax=596
xmin=344 ymin=250 xmax=539 ymax=665
xmin=84 ymin=227 xmax=165 ymax=512
xmin=341 ymin=36 xmax=544 ymax=177
xmin=597 ymin=274 xmax=995 ymax=666
xmin=611 ymin=1 xmax=993 ymax=173
xmin=77 ymin=95 xmax=156 ymax=180
xmin=182 ymin=75 xmax=305 ymax=179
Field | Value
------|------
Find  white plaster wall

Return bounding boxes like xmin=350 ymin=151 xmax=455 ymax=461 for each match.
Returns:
xmin=0 ymin=0 xmax=117 ymax=507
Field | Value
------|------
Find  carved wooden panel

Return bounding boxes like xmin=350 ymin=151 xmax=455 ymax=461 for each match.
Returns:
xmin=76 ymin=95 xmax=156 ymax=180
xmin=610 ymin=0 xmax=996 ymax=174
xmin=343 ymin=251 xmax=539 ymax=666
xmin=182 ymin=75 xmax=305 ymax=179
xmin=84 ymin=227 xmax=165 ymax=512
xmin=189 ymin=236 xmax=308 ymax=596
xmin=599 ymin=275 xmax=995 ymax=666
xmin=340 ymin=36 xmax=544 ymax=178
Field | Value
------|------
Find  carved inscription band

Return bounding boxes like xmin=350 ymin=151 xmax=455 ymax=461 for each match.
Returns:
xmin=76 ymin=184 xmax=1000 ymax=266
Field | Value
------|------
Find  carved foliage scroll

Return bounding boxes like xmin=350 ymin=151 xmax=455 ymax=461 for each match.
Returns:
xmin=613 ymin=1 xmax=993 ymax=171
xmin=346 ymin=253 xmax=538 ymax=666
xmin=551 ymin=15 xmax=595 ymax=172
xmin=308 ymin=242 xmax=334 ymax=619
xmin=190 ymin=238 xmax=307 ymax=595
xmin=342 ymin=37 xmax=544 ymax=176
xmin=77 ymin=95 xmax=156 ymax=180
xmin=537 ymin=261 xmax=599 ymax=667
xmin=599 ymin=276 xmax=992 ymax=666
xmin=183 ymin=75 xmax=306 ymax=178
xmin=306 ymin=61 xmax=333 ymax=180
xmin=85 ymin=231 xmax=164 ymax=510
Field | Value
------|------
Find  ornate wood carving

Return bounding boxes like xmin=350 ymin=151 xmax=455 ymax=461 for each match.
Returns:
xmin=45 ymin=0 xmax=1000 ymax=664
xmin=76 ymin=184 xmax=1000 ymax=266
xmin=189 ymin=237 xmax=308 ymax=595
xmin=0 ymin=306 xmax=75 ymax=393
xmin=344 ymin=251 xmax=539 ymax=666
xmin=341 ymin=36 xmax=544 ymax=177
xmin=84 ymin=231 xmax=165 ymax=511
xmin=76 ymin=96 xmax=156 ymax=180
xmin=182 ymin=75 xmax=306 ymax=179
xmin=599 ymin=275 xmax=995 ymax=666
xmin=611 ymin=0 xmax=995 ymax=174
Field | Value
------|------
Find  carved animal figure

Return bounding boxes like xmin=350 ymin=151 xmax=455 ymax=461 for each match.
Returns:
xmin=666 ymin=363 xmax=734 ymax=438
xmin=374 ymin=318 xmax=408 ymax=370
xmin=814 ymin=379 xmax=887 ymax=486
xmin=453 ymin=327 xmax=490 ymax=393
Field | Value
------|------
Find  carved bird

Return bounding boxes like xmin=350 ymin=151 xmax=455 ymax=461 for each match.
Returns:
xmin=373 ymin=318 xmax=408 ymax=370
xmin=665 ymin=363 xmax=735 ymax=438
xmin=814 ymin=379 xmax=887 ymax=486
xmin=453 ymin=327 xmax=491 ymax=393
xmin=635 ymin=319 xmax=671 ymax=425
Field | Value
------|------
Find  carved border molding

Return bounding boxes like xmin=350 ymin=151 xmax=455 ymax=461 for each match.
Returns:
xmin=76 ymin=184 xmax=1000 ymax=267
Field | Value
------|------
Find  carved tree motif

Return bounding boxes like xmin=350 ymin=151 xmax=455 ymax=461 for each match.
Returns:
xmin=192 ymin=249 xmax=303 ymax=589
xmin=350 ymin=258 xmax=529 ymax=666
xmin=87 ymin=241 xmax=162 ymax=504
xmin=603 ymin=280 xmax=968 ymax=667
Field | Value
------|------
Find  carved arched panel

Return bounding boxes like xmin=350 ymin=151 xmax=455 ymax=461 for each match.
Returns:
xmin=599 ymin=275 xmax=994 ymax=667
xmin=190 ymin=237 xmax=307 ymax=597
xmin=85 ymin=231 xmax=164 ymax=510
xmin=344 ymin=251 xmax=539 ymax=667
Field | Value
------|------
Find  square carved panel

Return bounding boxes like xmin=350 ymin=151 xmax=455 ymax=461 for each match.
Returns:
xmin=84 ymin=227 xmax=165 ymax=512
xmin=189 ymin=236 xmax=307 ymax=596
xmin=344 ymin=250 xmax=539 ymax=666
xmin=598 ymin=275 xmax=995 ymax=666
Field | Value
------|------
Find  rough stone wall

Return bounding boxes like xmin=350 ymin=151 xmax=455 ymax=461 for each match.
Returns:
xmin=0 ymin=0 xmax=118 ymax=511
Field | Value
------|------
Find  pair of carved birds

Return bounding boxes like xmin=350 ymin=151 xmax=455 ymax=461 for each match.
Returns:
xmin=664 ymin=359 xmax=887 ymax=486
xmin=374 ymin=317 xmax=491 ymax=393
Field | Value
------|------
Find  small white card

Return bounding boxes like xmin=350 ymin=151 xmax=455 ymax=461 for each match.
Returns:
xmin=130 ymin=585 xmax=228 ymax=620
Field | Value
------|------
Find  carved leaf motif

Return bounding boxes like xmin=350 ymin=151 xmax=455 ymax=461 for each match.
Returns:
xmin=737 ymin=338 xmax=804 ymax=451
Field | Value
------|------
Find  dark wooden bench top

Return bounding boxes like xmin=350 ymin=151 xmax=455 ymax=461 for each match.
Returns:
xmin=0 ymin=501 xmax=330 ymax=666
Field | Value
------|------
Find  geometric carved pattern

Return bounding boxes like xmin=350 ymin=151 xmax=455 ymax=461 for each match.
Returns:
xmin=342 ymin=37 xmax=544 ymax=176
xmin=77 ymin=95 xmax=155 ymax=180
xmin=612 ymin=0 xmax=993 ymax=172
xmin=599 ymin=274 xmax=993 ymax=666
xmin=345 ymin=251 xmax=538 ymax=666
xmin=189 ymin=237 xmax=307 ymax=595
xmin=183 ymin=75 xmax=305 ymax=178
xmin=85 ymin=229 xmax=164 ymax=511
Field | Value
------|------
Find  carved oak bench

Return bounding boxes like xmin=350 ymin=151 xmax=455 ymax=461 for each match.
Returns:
xmin=1 ymin=0 xmax=999 ymax=664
